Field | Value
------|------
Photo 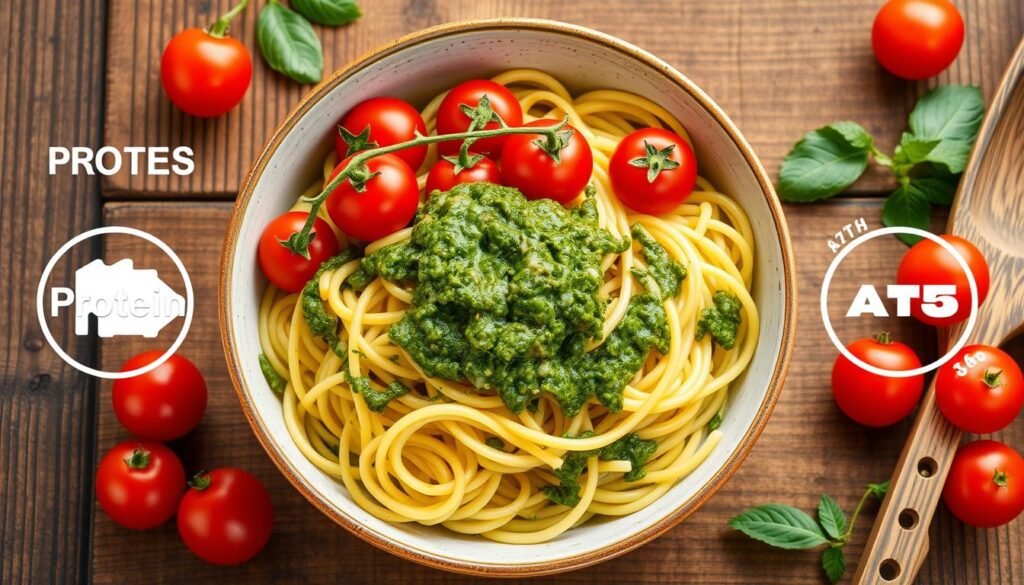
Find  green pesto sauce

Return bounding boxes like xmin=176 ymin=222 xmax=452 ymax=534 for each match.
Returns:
xmin=301 ymin=248 xmax=357 ymax=357
xmin=542 ymin=432 xmax=658 ymax=507
xmin=355 ymin=182 xmax=686 ymax=416
xmin=696 ymin=291 xmax=742 ymax=350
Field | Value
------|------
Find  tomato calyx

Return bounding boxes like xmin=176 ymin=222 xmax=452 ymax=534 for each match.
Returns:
xmin=123 ymin=447 xmax=152 ymax=470
xmin=459 ymin=95 xmax=507 ymax=131
xmin=442 ymin=153 xmax=485 ymax=175
xmin=345 ymin=162 xmax=381 ymax=193
xmin=206 ymin=0 xmax=250 ymax=38
xmin=338 ymin=125 xmax=378 ymax=158
xmin=279 ymin=230 xmax=317 ymax=260
xmin=189 ymin=471 xmax=212 ymax=491
xmin=532 ymin=127 xmax=576 ymax=164
xmin=984 ymin=367 xmax=1004 ymax=388
xmin=874 ymin=331 xmax=893 ymax=345
xmin=628 ymin=140 xmax=682 ymax=183
xmin=994 ymin=468 xmax=1009 ymax=488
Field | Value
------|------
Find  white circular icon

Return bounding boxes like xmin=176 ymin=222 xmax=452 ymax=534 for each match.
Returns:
xmin=35 ymin=226 xmax=194 ymax=379
xmin=820 ymin=226 xmax=978 ymax=378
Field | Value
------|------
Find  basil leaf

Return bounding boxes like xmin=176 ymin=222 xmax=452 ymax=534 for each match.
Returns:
xmin=894 ymin=134 xmax=941 ymax=164
xmin=729 ymin=504 xmax=829 ymax=549
xmin=867 ymin=480 xmax=890 ymax=500
xmin=920 ymin=139 xmax=973 ymax=174
xmin=822 ymin=546 xmax=847 ymax=584
xmin=291 ymin=0 xmax=361 ymax=26
xmin=778 ymin=122 xmax=873 ymax=202
xmin=882 ymin=184 xmax=932 ymax=245
xmin=817 ymin=494 xmax=847 ymax=540
xmin=908 ymin=85 xmax=984 ymax=146
xmin=257 ymin=1 xmax=324 ymax=84
xmin=911 ymin=176 xmax=958 ymax=206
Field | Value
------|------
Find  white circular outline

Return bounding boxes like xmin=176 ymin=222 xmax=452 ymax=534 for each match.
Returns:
xmin=820 ymin=226 xmax=978 ymax=378
xmin=35 ymin=226 xmax=194 ymax=380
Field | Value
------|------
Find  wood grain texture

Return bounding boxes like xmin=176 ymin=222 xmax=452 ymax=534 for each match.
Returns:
xmin=855 ymin=37 xmax=1024 ymax=585
xmin=102 ymin=0 xmax=1024 ymax=199
xmin=92 ymin=200 xmax=1024 ymax=584
xmin=0 ymin=1 xmax=106 ymax=584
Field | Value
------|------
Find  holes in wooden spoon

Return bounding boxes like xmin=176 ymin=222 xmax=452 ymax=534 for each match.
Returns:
xmin=898 ymin=508 xmax=919 ymax=530
xmin=917 ymin=457 xmax=938 ymax=478
xmin=879 ymin=558 xmax=902 ymax=581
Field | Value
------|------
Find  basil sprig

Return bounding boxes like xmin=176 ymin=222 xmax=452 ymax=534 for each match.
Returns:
xmin=256 ymin=0 xmax=362 ymax=85
xmin=778 ymin=85 xmax=984 ymax=245
xmin=729 ymin=481 xmax=889 ymax=584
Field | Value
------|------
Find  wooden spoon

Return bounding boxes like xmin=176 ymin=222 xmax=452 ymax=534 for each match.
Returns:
xmin=853 ymin=38 xmax=1024 ymax=584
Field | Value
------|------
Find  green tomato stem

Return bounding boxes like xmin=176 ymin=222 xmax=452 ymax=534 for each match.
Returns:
xmin=208 ymin=0 xmax=250 ymax=38
xmin=282 ymin=116 xmax=570 ymax=256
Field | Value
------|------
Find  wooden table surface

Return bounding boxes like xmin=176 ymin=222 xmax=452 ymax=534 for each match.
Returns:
xmin=3 ymin=1 xmax=1024 ymax=584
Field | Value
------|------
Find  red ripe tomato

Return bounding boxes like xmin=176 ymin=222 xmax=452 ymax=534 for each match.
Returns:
xmin=96 ymin=441 xmax=185 ymax=530
xmin=943 ymin=440 xmax=1024 ymax=527
xmin=113 ymin=351 xmax=208 ymax=441
xmin=336 ymin=97 xmax=427 ymax=171
xmin=831 ymin=333 xmax=924 ymax=427
xmin=872 ymin=0 xmax=964 ymax=80
xmin=178 ymin=468 xmax=274 ymax=565
xmin=424 ymin=155 xmax=501 ymax=194
xmin=936 ymin=344 xmax=1024 ymax=434
xmin=500 ymin=120 xmax=594 ymax=204
xmin=609 ymin=128 xmax=698 ymax=215
xmin=258 ymin=211 xmax=339 ymax=293
xmin=896 ymin=234 xmax=990 ymax=327
xmin=160 ymin=28 xmax=252 ymax=118
xmin=436 ymin=80 xmax=523 ymax=158
xmin=325 ymin=154 xmax=419 ymax=242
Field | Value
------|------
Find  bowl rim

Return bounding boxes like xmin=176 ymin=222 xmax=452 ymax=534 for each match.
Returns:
xmin=219 ymin=17 xmax=797 ymax=577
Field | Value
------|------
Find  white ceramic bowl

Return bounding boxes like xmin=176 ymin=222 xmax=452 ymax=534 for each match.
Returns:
xmin=221 ymin=18 xmax=796 ymax=576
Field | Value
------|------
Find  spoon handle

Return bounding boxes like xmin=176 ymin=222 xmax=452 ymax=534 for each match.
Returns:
xmin=852 ymin=379 xmax=960 ymax=584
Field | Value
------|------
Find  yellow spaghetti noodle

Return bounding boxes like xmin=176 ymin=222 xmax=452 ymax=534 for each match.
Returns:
xmin=258 ymin=69 xmax=758 ymax=543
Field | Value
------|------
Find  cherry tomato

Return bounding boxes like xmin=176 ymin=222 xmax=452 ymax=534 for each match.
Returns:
xmin=872 ymin=0 xmax=964 ymax=80
xmin=325 ymin=154 xmax=420 ymax=242
xmin=160 ymin=28 xmax=252 ymax=118
xmin=113 ymin=351 xmax=208 ymax=441
xmin=96 ymin=441 xmax=186 ymax=530
xmin=424 ymin=155 xmax=501 ymax=194
xmin=896 ymin=234 xmax=990 ymax=327
xmin=178 ymin=468 xmax=274 ymax=565
xmin=831 ymin=333 xmax=924 ymax=427
xmin=258 ymin=211 xmax=339 ymax=293
xmin=936 ymin=344 xmax=1024 ymax=434
xmin=943 ymin=440 xmax=1024 ymax=527
xmin=436 ymin=80 xmax=524 ymax=158
xmin=336 ymin=97 xmax=427 ymax=171
xmin=500 ymin=120 xmax=594 ymax=204
xmin=609 ymin=128 xmax=698 ymax=215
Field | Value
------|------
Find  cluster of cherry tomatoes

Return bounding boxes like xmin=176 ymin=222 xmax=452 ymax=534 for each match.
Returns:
xmin=830 ymin=235 xmax=1024 ymax=528
xmin=96 ymin=352 xmax=274 ymax=565
xmin=258 ymin=78 xmax=700 ymax=293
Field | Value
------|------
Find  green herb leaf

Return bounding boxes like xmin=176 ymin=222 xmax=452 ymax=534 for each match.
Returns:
xmin=867 ymin=481 xmax=890 ymax=500
xmin=728 ymin=504 xmax=830 ymax=550
xmin=911 ymin=175 xmax=958 ymax=206
xmin=822 ymin=546 xmax=847 ymax=583
xmin=919 ymin=139 xmax=974 ymax=174
xmin=259 ymin=353 xmax=286 ymax=394
xmin=257 ymin=1 xmax=324 ymax=84
xmin=908 ymin=85 xmax=984 ymax=147
xmin=882 ymin=183 xmax=932 ymax=246
xmin=778 ymin=122 xmax=873 ymax=202
xmin=291 ymin=0 xmax=361 ymax=26
xmin=894 ymin=134 xmax=942 ymax=164
xmin=817 ymin=494 xmax=848 ymax=540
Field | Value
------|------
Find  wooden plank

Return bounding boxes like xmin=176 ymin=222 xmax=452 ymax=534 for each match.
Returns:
xmin=102 ymin=0 xmax=1024 ymax=199
xmin=93 ymin=200 xmax=1024 ymax=583
xmin=0 ymin=1 xmax=106 ymax=583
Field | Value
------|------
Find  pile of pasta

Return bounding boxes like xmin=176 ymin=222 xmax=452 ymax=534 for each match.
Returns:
xmin=258 ymin=69 xmax=758 ymax=543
